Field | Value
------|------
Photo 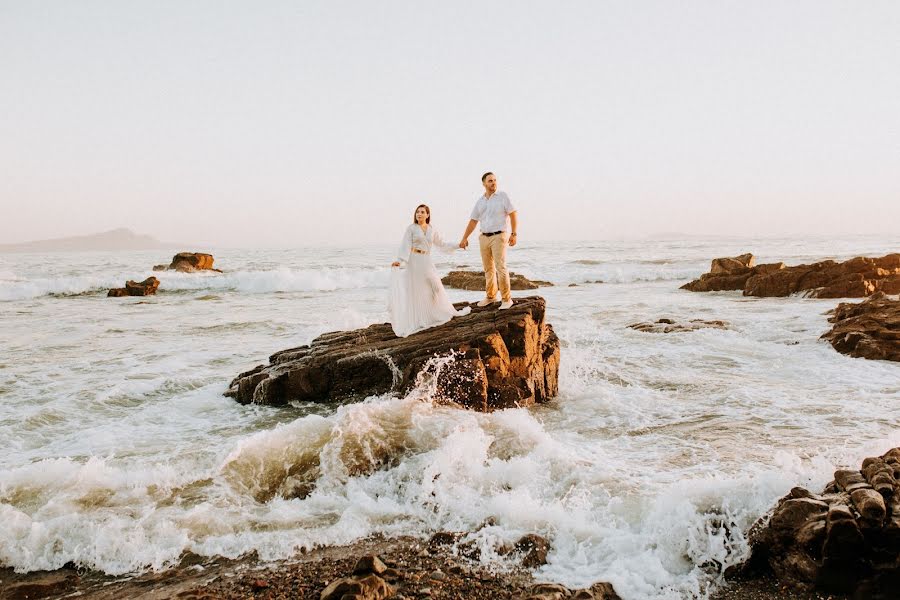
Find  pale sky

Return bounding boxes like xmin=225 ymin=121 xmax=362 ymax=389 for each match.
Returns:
xmin=2 ymin=1 xmax=898 ymax=246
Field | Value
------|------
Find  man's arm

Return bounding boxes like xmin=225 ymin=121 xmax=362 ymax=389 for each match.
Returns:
xmin=508 ymin=211 xmax=518 ymax=247
xmin=459 ymin=219 xmax=478 ymax=249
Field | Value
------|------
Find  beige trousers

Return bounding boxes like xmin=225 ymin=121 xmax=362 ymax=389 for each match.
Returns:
xmin=478 ymin=233 xmax=511 ymax=302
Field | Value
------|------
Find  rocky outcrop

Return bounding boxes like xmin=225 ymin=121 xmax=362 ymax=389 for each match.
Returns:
xmin=226 ymin=296 xmax=559 ymax=412
xmin=682 ymin=253 xmax=900 ymax=298
xmin=442 ymin=270 xmax=553 ymax=291
xmin=820 ymin=293 xmax=900 ymax=362
xmin=628 ymin=318 xmax=729 ymax=333
xmin=153 ymin=252 xmax=222 ymax=273
xmin=107 ymin=277 xmax=159 ymax=297
xmin=735 ymin=447 xmax=900 ymax=595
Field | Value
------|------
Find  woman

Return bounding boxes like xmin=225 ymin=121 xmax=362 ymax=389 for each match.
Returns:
xmin=389 ymin=204 xmax=471 ymax=337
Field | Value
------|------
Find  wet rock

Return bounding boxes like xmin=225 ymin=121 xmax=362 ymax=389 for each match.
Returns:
xmin=710 ymin=253 xmax=755 ymax=274
xmin=319 ymin=573 xmax=393 ymax=600
xmin=627 ymin=318 xmax=729 ymax=333
xmin=226 ymin=296 xmax=560 ymax=412
xmin=523 ymin=581 xmax=622 ymax=600
xmin=1 ymin=571 xmax=79 ymax=600
xmin=682 ymin=252 xmax=900 ymax=298
xmin=353 ymin=555 xmax=387 ymax=576
xmin=441 ymin=270 xmax=553 ymax=290
xmin=820 ymin=292 xmax=900 ymax=362
xmin=154 ymin=252 xmax=222 ymax=273
xmin=515 ymin=534 xmax=550 ymax=568
xmin=738 ymin=447 xmax=900 ymax=595
xmin=107 ymin=276 xmax=160 ymax=297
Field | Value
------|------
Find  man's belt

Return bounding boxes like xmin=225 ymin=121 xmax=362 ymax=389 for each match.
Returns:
xmin=481 ymin=231 xmax=504 ymax=237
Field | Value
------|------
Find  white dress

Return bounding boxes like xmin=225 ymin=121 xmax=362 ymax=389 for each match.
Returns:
xmin=389 ymin=224 xmax=471 ymax=337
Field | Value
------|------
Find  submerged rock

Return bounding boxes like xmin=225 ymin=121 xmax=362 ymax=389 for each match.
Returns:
xmin=627 ymin=318 xmax=729 ymax=333
xmin=153 ymin=251 xmax=222 ymax=273
xmin=226 ymin=296 xmax=560 ymax=411
xmin=682 ymin=252 xmax=900 ymax=298
xmin=107 ymin=276 xmax=160 ymax=297
xmin=733 ymin=447 xmax=900 ymax=595
xmin=820 ymin=292 xmax=900 ymax=362
xmin=441 ymin=270 xmax=553 ymax=290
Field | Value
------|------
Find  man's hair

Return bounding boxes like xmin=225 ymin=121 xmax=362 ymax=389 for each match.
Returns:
xmin=481 ymin=172 xmax=494 ymax=183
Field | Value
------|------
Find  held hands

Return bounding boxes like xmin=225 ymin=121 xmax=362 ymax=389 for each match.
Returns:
xmin=459 ymin=239 xmax=469 ymax=249
xmin=508 ymin=233 xmax=518 ymax=247
xmin=391 ymin=261 xmax=400 ymax=267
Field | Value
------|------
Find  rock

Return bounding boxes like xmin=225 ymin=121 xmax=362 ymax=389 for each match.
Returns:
xmin=682 ymin=253 xmax=900 ymax=298
xmin=155 ymin=252 xmax=222 ymax=273
xmin=524 ymin=581 xmax=621 ymax=600
xmin=581 ymin=582 xmax=622 ymax=600
xmin=441 ymin=270 xmax=553 ymax=291
xmin=627 ymin=318 xmax=729 ymax=334
xmin=514 ymin=534 xmax=550 ymax=568
xmin=710 ymin=253 xmax=756 ymax=274
xmin=250 ymin=579 xmax=270 ymax=590
xmin=862 ymin=456 xmax=898 ymax=498
xmin=320 ymin=573 xmax=393 ymax=600
xmin=226 ymin=296 xmax=560 ymax=412
xmin=738 ymin=447 xmax=900 ymax=595
xmin=107 ymin=276 xmax=160 ymax=297
xmin=1 ymin=571 xmax=79 ymax=600
xmin=353 ymin=555 xmax=388 ymax=576
xmin=820 ymin=292 xmax=900 ymax=362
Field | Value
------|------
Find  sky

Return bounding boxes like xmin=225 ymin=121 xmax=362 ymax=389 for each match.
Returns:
xmin=1 ymin=1 xmax=899 ymax=247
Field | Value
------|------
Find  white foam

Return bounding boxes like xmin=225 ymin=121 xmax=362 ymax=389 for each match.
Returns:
xmin=0 ymin=267 xmax=391 ymax=300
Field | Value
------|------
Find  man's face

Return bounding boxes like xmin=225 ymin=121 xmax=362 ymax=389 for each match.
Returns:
xmin=483 ymin=175 xmax=497 ymax=194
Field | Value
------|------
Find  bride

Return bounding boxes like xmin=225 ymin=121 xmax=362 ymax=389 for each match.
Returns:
xmin=389 ymin=204 xmax=471 ymax=337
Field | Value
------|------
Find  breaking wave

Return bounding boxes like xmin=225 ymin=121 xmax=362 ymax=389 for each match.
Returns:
xmin=0 ymin=268 xmax=391 ymax=301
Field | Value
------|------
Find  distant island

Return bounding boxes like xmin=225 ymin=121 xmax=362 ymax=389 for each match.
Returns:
xmin=0 ymin=228 xmax=182 ymax=253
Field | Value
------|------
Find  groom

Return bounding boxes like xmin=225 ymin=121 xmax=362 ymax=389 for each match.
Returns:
xmin=459 ymin=172 xmax=518 ymax=310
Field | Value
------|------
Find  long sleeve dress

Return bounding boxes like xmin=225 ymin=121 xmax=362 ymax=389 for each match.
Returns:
xmin=388 ymin=224 xmax=471 ymax=337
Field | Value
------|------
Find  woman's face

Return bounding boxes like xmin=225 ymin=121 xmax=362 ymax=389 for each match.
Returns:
xmin=415 ymin=207 xmax=429 ymax=223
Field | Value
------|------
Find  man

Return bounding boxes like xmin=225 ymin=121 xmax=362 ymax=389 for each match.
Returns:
xmin=459 ymin=172 xmax=518 ymax=310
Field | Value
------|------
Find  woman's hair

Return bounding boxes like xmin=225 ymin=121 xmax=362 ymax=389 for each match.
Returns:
xmin=413 ymin=204 xmax=431 ymax=224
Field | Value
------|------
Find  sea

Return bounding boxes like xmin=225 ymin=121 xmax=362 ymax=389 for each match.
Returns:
xmin=1 ymin=236 xmax=899 ymax=600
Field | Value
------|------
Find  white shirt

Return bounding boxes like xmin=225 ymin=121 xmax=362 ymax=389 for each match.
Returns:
xmin=469 ymin=191 xmax=516 ymax=233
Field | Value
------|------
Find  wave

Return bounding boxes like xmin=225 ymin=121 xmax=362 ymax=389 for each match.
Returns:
xmin=569 ymin=266 xmax=702 ymax=284
xmin=0 ymin=268 xmax=391 ymax=301
xmin=0 ymin=274 xmax=126 ymax=301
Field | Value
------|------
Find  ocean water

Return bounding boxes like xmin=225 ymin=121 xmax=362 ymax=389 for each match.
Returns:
xmin=1 ymin=237 xmax=899 ymax=599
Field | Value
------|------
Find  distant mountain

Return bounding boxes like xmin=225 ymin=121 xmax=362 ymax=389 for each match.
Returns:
xmin=0 ymin=228 xmax=182 ymax=253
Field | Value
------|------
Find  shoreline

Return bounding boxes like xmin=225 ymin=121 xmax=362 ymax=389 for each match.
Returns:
xmin=0 ymin=536 xmax=849 ymax=600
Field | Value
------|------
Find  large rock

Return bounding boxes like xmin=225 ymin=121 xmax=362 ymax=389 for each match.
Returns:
xmin=627 ymin=318 xmax=729 ymax=333
xmin=153 ymin=252 xmax=222 ymax=273
xmin=682 ymin=253 xmax=900 ymax=298
xmin=820 ymin=292 xmax=900 ymax=362
xmin=734 ymin=447 xmax=900 ymax=595
xmin=442 ymin=270 xmax=553 ymax=291
xmin=226 ymin=296 xmax=560 ymax=411
xmin=107 ymin=276 xmax=159 ymax=297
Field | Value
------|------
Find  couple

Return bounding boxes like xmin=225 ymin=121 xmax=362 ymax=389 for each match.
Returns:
xmin=388 ymin=172 xmax=518 ymax=338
